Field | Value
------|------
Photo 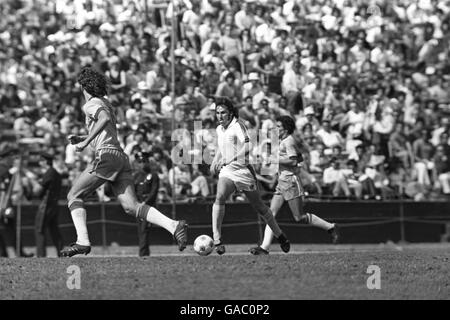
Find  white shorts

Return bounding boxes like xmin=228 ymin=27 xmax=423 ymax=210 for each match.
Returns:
xmin=219 ymin=165 xmax=257 ymax=192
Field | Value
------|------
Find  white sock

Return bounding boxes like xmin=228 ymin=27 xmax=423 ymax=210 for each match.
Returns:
xmin=212 ymin=203 xmax=225 ymax=242
xmin=71 ymin=208 xmax=90 ymax=246
xmin=260 ymin=207 xmax=282 ymax=238
xmin=145 ymin=207 xmax=177 ymax=234
xmin=307 ymin=213 xmax=334 ymax=230
xmin=260 ymin=225 xmax=274 ymax=251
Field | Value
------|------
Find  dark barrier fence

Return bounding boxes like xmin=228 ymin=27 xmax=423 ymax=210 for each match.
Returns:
xmin=4 ymin=200 xmax=450 ymax=247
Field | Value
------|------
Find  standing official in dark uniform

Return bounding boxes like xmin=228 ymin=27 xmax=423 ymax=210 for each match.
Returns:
xmin=134 ymin=152 xmax=160 ymax=257
xmin=0 ymin=148 xmax=14 ymax=257
xmin=35 ymin=152 xmax=63 ymax=257
xmin=0 ymin=146 xmax=33 ymax=257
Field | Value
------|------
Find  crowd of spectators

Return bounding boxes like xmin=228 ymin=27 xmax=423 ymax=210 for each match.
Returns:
xmin=1 ymin=0 xmax=450 ymax=203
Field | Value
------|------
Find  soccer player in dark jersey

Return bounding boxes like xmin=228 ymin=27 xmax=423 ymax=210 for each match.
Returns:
xmin=60 ymin=67 xmax=187 ymax=257
xmin=250 ymin=116 xmax=339 ymax=255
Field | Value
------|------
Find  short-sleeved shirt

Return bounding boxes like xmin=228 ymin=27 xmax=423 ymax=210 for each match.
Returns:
xmin=278 ymin=135 xmax=301 ymax=178
xmin=83 ymin=97 xmax=122 ymax=152
xmin=216 ymin=118 xmax=250 ymax=171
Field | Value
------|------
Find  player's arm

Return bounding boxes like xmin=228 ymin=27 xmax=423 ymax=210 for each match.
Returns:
xmin=212 ymin=148 xmax=222 ymax=163
xmin=224 ymin=123 xmax=251 ymax=165
xmin=68 ymin=135 xmax=88 ymax=145
xmin=277 ymin=154 xmax=298 ymax=166
xmin=75 ymin=110 xmax=111 ymax=152
xmin=210 ymin=148 xmax=223 ymax=175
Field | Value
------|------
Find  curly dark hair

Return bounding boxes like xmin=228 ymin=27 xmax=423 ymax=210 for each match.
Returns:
xmin=214 ymin=96 xmax=239 ymax=119
xmin=77 ymin=66 xmax=109 ymax=97
xmin=276 ymin=115 xmax=296 ymax=134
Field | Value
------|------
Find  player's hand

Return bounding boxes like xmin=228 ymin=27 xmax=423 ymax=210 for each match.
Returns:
xmin=210 ymin=162 xmax=218 ymax=175
xmin=68 ymin=135 xmax=84 ymax=145
xmin=74 ymin=140 xmax=88 ymax=153
xmin=210 ymin=161 xmax=223 ymax=175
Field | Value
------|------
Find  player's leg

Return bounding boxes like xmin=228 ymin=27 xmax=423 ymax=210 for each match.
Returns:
xmin=250 ymin=194 xmax=285 ymax=255
xmin=244 ymin=190 xmax=290 ymax=253
xmin=212 ymin=177 xmax=236 ymax=254
xmin=287 ymin=196 xmax=340 ymax=244
xmin=114 ymin=180 xmax=188 ymax=251
xmin=62 ymin=168 xmax=106 ymax=257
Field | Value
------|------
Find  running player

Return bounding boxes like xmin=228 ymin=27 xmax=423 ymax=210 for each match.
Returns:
xmin=60 ymin=67 xmax=187 ymax=257
xmin=250 ymin=116 xmax=339 ymax=255
xmin=210 ymin=97 xmax=290 ymax=255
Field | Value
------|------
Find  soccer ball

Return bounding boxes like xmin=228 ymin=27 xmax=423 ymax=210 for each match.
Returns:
xmin=193 ymin=235 xmax=214 ymax=256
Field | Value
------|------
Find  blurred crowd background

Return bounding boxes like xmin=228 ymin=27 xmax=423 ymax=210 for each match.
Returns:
xmin=1 ymin=0 xmax=450 ymax=204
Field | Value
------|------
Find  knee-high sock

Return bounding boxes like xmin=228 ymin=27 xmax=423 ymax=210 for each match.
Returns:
xmin=260 ymin=224 xmax=274 ymax=251
xmin=307 ymin=213 xmax=334 ymax=230
xmin=71 ymin=208 xmax=90 ymax=246
xmin=138 ymin=204 xmax=177 ymax=234
xmin=259 ymin=207 xmax=282 ymax=238
xmin=212 ymin=203 xmax=225 ymax=242
xmin=260 ymin=212 xmax=334 ymax=251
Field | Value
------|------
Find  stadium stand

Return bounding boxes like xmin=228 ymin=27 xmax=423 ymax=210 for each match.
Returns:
xmin=0 ymin=0 xmax=450 ymax=204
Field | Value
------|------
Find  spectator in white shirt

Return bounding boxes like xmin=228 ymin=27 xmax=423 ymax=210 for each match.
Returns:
xmin=35 ymin=108 xmax=54 ymax=135
xmin=242 ymin=72 xmax=262 ymax=101
xmin=431 ymin=117 xmax=450 ymax=146
xmin=341 ymin=100 xmax=365 ymax=138
xmin=234 ymin=2 xmax=256 ymax=31
xmin=316 ymin=119 xmax=344 ymax=150
xmin=254 ymin=15 xmax=277 ymax=45
xmin=190 ymin=165 xmax=210 ymax=198
xmin=126 ymin=98 xmax=144 ymax=131
xmin=296 ymin=105 xmax=321 ymax=133
xmin=282 ymin=60 xmax=306 ymax=115
xmin=323 ymin=157 xmax=351 ymax=197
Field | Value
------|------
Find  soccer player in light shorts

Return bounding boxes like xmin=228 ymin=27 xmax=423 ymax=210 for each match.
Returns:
xmin=60 ymin=67 xmax=187 ymax=257
xmin=210 ymin=97 xmax=290 ymax=255
xmin=250 ymin=116 xmax=340 ymax=255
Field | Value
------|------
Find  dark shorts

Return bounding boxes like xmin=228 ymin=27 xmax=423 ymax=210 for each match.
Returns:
xmin=68 ymin=148 xmax=134 ymax=209
xmin=274 ymin=175 xmax=304 ymax=201
xmin=89 ymin=148 xmax=133 ymax=182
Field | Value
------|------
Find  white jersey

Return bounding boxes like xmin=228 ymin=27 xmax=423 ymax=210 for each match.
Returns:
xmin=216 ymin=117 xmax=256 ymax=192
xmin=216 ymin=117 xmax=250 ymax=171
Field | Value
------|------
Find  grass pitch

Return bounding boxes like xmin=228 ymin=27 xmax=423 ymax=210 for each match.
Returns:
xmin=1 ymin=244 xmax=449 ymax=300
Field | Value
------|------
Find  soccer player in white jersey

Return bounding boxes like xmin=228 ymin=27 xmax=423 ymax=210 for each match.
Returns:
xmin=210 ymin=97 xmax=290 ymax=255
xmin=250 ymin=116 xmax=339 ymax=255
xmin=60 ymin=67 xmax=188 ymax=257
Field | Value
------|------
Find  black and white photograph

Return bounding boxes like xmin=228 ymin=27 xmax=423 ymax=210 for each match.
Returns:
xmin=0 ymin=0 xmax=449 ymax=305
